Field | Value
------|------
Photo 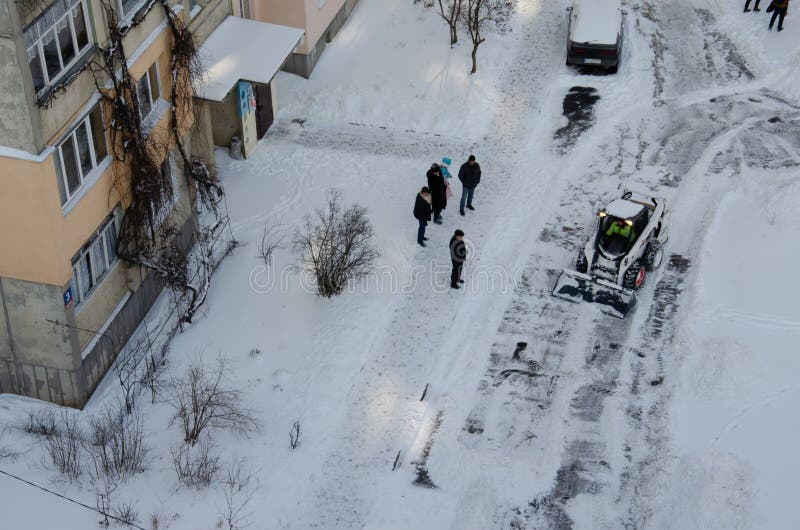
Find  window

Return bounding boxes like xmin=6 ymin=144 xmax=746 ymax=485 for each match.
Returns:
xmin=188 ymin=0 xmax=203 ymax=17
xmin=69 ymin=213 xmax=119 ymax=308
xmin=117 ymin=0 xmax=144 ymax=16
xmin=24 ymin=0 xmax=92 ymax=94
xmin=152 ymin=154 xmax=177 ymax=228
xmin=137 ymin=61 xmax=161 ymax=123
xmin=56 ymin=104 xmax=108 ymax=206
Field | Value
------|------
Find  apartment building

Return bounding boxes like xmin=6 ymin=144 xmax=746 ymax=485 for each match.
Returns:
xmin=0 ymin=0 xmax=302 ymax=406
xmin=251 ymin=0 xmax=360 ymax=78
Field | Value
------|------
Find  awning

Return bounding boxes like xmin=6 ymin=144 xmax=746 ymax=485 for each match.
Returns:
xmin=195 ymin=16 xmax=304 ymax=102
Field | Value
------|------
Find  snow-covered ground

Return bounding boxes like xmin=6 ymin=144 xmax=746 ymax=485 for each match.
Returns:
xmin=1 ymin=0 xmax=799 ymax=528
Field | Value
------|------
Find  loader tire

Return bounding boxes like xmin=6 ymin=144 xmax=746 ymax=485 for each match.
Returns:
xmin=643 ymin=243 xmax=664 ymax=271
xmin=576 ymin=252 xmax=588 ymax=273
xmin=623 ymin=264 xmax=645 ymax=290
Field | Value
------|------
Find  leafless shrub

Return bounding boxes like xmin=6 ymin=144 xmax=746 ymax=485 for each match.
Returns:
xmin=294 ymin=190 xmax=378 ymax=297
xmin=87 ymin=407 xmax=148 ymax=481
xmin=115 ymin=346 xmax=141 ymax=415
xmin=218 ymin=457 xmax=256 ymax=530
xmin=248 ymin=348 xmax=262 ymax=359
xmin=0 ymin=426 xmax=21 ymax=461
xmin=140 ymin=348 xmax=169 ymax=405
xmin=167 ymin=357 xmax=259 ymax=446
xmin=43 ymin=411 xmax=83 ymax=480
xmin=171 ymin=435 xmax=220 ymax=489
xmin=438 ymin=0 xmax=463 ymax=45
xmin=112 ymin=501 xmax=139 ymax=528
xmin=460 ymin=0 xmax=517 ymax=73
xmin=24 ymin=409 xmax=58 ymax=437
xmin=257 ymin=222 xmax=286 ymax=266
xmin=289 ymin=420 xmax=301 ymax=450
xmin=149 ymin=513 xmax=161 ymax=530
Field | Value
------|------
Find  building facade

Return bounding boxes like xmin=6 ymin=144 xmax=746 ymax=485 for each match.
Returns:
xmin=0 ymin=0 xmax=233 ymax=407
xmin=250 ymin=0 xmax=360 ymax=78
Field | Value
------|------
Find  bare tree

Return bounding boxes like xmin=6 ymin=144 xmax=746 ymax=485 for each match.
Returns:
xmin=257 ymin=222 xmax=286 ymax=266
xmin=171 ymin=435 xmax=220 ymax=489
xmin=167 ymin=357 xmax=259 ymax=446
xmin=294 ymin=190 xmax=378 ymax=298
xmin=0 ymin=426 xmax=21 ymax=461
xmin=218 ymin=457 xmax=256 ymax=530
xmin=115 ymin=346 xmax=141 ymax=415
xmin=24 ymin=409 xmax=58 ymax=437
xmin=87 ymin=406 xmax=149 ymax=481
xmin=43 ymin=411 xmax=83 ymax=481
xmin=438 ymin=0 xmax=463 ymax=45
xmin=460 ymin=0 xmax=517 ymax=73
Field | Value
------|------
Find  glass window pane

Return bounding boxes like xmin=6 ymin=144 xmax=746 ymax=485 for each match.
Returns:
xmin=71 ymin=268 xmax=81 ymax=306
xmin=72 ymin=5 xmax=88 ymax=50
xmin=148 ymin=63 xmax=160 ymax=101
xmin=78 ymin=253 xmax=93 ymax=296
xmin=92 ymin=239 xmax=107 ymax=280
xmin=89 ymin=106 xmax=108 ymax=163
xmin=55 ymin=150 xmax=68 ymax=204
xmin=56 ymin=17 xmax=75 ymax=67
xmin=104 ymin=223 xmax=117 ymax=264
xmin=122 ymin=0 xmax=140 ymax=15
xmin=60 ymin=136 xmax=81 ymax=193
xmin=42 ymin=29 xmax=62 ymax=80
xmin=28 ymin=47 xmax=45 ymax=92
xmin=75 ymin=121 xmax=93 ymax=177
xmin=137 ymin=74 xmax=152 ymax=120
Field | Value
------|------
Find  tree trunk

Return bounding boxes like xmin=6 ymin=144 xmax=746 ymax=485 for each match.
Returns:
xmin=450 ymin=23 xmax=458 ymax=45
xmin=471 ymin=43 xmax=478 ymax=73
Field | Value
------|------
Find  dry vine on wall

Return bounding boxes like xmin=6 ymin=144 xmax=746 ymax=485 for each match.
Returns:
xmin=86 ymin=1 xmax=229 ymax=324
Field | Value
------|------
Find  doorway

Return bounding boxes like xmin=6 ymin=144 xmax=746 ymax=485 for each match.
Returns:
xmin=254 ymin=83 xmax=273 ymax=140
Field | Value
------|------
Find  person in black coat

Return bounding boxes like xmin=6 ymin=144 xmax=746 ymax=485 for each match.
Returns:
xmin=458 ymin=155 xmax=481 ymax=215
xmin=744 ymin=0 xmax=761 ymax=11
xmin=449 ymin=229 xmax=467 ymax=289
xmin=426 ymin=163 xmax=447 ymax=224
xmin=413 ymin=187 xmax=433 ymax=247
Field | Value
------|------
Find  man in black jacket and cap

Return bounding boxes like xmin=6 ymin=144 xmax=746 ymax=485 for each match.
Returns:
xmin=414 ymin=187 xmax=433 ymax=247
xmin=426 ymin=163 xmax=447 ymax=224
xmin=458 ymin=155 xmax=481 ymax=216
xmin=449 ymin=229 xmax=467 ymax=289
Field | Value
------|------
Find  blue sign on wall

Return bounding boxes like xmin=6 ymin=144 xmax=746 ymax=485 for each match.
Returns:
xmin=63 ymin=287 xmax=73 ymax=309
xmin=238 ymin=81 xmax=256 ymax=117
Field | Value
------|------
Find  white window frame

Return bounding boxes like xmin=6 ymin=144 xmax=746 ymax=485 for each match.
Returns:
xmin=188 ymin=0 xmax=203 ymax=18
xmin=116 ymin=0 xmax=147 ymax=19
xmin=70 ymin=212 xmax=119 ymax=309
xmin=24 ymin=0 xmax=93 ymax=95
xmin=137 ymin=60 xmax=162 ymax=125
xmin=55 ymin=104 xmax=108 ymax=208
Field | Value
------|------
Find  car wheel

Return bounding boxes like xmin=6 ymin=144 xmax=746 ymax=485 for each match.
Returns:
xmin=623 ymin=263 xmax=645 ymax=290
xmin=576 ymin=252 xmax=588 ymax=273
xmin=643 ymin=243 xmax=664 ymax=271
xmin=608 ymin=64 xmax=618 ymax=74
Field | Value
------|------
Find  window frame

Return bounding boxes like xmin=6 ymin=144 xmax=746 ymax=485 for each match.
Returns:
xmin=137 ymin=61 xmax=162 ymax=125
xmin=24 ymin=0 xmax=93 ymax=95
xmin=69 ymin=212 xmax=120 ymax=309
xmin=55 ymin=104 xmax=108 ymax=207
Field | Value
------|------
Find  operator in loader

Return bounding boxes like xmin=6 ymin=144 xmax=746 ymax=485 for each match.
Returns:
xmin=605 ymin=219 xmax=635 ymax=241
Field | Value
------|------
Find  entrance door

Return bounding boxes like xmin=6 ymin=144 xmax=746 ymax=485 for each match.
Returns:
xmin=254 ymin=83 xmax=273 ymax=140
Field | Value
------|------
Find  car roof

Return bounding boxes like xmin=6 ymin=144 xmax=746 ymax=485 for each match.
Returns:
xmin=570 ymin=0 xmax=622 ymax=46
xmin=605 ymin=198 xmax=645 ymax=219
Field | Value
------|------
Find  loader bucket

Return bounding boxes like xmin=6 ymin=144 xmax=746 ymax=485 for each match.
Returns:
xmin=552 ymin=269 xmax=636 ymax=318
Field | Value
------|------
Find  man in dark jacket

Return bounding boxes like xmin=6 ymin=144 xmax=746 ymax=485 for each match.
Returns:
xmin=458 ymin=155 xmax=481 ymax=216
xmin=769 ymin=0 xmax=789 ymax=31
xmin=414 ymin=187 xmax=433 ymax=247
xmin=426 ymin=163 xmax=447 ymax=224
xmin=449 ymin=229 xmax=467 ymax=289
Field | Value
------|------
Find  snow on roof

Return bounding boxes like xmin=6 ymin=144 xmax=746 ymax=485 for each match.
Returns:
xmin=569 ymin=0 xmax=622 ymax=46
xmin=195 ymin=16 xmax=304 ymax=102
xmin=605 ymin=198 xmax=644 ymax=219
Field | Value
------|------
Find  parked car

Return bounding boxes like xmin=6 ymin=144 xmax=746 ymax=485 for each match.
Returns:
xmin=566 ymin=0 xmax=625 ymax=73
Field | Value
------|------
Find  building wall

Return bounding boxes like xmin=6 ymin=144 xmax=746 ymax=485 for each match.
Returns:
xmin=251 ymin=0 xmax=307 ymax=41
xmin=209 ymin=87 xmax=242 ymax=148
xmin=0 ymin=0 xmax=41 ymax=153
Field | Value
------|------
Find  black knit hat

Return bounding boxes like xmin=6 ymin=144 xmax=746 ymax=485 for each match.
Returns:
xmin=468 ymin=155 xmax=476 ymax=162
xmin=454 ymin=229 xmax=465 ymax=237
xmin=421 ymin=186 xmax=431 ymax=193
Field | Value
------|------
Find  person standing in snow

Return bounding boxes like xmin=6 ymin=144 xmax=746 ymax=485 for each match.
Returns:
xmin=768 ymin=0 xmax=789 ymax=31
xmin=449 ymin=229 xmax=467 ymax=289
xmin=458 ymin=155 xmax=482 ymax=216
xmin=744 ymin=0 xmax=761 ymax=12
xmin=441 ymin=157 xmax=455 ymax=201
xmin=426 ymin=163 xmax=447 ymax=224
xmin=414 ymin=187 xmax=433 ymax=247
